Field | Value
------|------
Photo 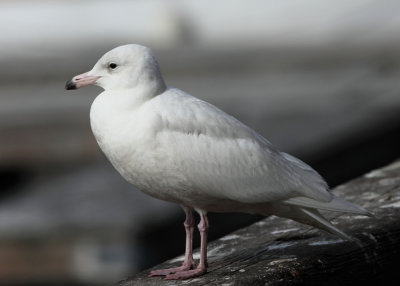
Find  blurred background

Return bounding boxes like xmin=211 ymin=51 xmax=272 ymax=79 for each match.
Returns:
xmin=0 ymin=0 xmax=400 ymax=285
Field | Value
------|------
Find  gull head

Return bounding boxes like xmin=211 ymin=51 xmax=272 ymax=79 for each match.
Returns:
xmin=65 ymin=44 xmax=166 ymax=94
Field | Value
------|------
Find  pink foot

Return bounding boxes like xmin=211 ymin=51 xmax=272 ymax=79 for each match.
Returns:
xmin=148 ymin=262 xmax=194 ymax=277
xmin=164 ymin=266 xmax=206 ymax=280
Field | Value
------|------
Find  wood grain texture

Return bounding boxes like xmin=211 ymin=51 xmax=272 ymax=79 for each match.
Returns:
xmin=113 ymin=160 xmax=400 ymax=286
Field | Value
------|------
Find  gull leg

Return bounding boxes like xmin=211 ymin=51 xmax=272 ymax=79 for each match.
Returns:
xmin=165 ymin=210 xmax=209 ymax=280
xmin=149 ymin=206 xmax=195 ymax=276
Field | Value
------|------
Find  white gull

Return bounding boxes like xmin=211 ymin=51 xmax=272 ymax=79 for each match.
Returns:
xmin=65 ymin=44 xmax=370 ymax=280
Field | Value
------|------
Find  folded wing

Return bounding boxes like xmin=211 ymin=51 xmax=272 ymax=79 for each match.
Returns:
xmin=154 ymin=89 xmax=338 ymax=206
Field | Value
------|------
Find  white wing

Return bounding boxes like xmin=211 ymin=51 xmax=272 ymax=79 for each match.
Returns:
xmin=151 ymin=88 xmax=332 ymax=204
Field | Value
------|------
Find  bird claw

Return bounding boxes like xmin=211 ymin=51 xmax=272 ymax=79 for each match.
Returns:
xmin=164 ymin=267 xmax=206 ymax=280
xmin=148 ymin=264 xmax=194 ymax=277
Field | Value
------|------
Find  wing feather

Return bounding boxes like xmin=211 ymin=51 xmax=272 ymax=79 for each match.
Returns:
xmin=152 ymin=88 xmax=332 ymax=204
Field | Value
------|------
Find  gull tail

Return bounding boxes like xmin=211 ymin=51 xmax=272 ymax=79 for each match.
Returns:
xmin=267 ymin=203 xmax=355 ymax=240
xmin=295 ymin=207 xmax=351 ymax=240
xmin=283 ymin=195 xmax=372 ymax=216
xmin=278 ymin=195 xmax=371 ymax=240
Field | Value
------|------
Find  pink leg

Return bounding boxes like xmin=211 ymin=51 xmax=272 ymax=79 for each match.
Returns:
xmin=149 ymin=206 xmax=195 ymax=277
xmin=165 ymin=210 xmax=209 ymax=280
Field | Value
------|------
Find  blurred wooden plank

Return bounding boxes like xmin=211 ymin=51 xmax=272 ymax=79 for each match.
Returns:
xmin=0 ymin=123 xmax=100 ymax=168
xmin=114 ymin=160 xmax=400 ymax=285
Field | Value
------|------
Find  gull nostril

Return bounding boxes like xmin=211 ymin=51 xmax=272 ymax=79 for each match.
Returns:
xmin=73 ymin=75 xmax=84 ymax=81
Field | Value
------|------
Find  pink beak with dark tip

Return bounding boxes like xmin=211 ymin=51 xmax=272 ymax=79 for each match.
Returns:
xmin=65 ymin=72 xmax=101 ymax=90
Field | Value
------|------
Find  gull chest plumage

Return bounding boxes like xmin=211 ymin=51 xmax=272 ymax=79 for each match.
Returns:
xmin=90 ymin=89 xmax=187 ymax=202
xmin=66 ymin=44 xmax=370 ymax=280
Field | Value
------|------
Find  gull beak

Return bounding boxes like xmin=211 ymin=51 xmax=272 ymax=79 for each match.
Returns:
xmin=65 ymin=72 xmax=101 ymax=90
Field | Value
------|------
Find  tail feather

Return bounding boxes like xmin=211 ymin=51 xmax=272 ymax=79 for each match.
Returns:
xmin=297 ymin=207 xmax=352 ymax=240
xmin=265 ymin=203 xmax=353 ymax=240
xmin=283 ymin=196 xmax=371 ymax=216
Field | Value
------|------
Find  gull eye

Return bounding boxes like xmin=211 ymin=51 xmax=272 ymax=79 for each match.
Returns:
xmin=108 ymin=62 xmax=118 ymax=70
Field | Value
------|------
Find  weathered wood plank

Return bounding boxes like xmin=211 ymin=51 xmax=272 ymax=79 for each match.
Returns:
xmin=114 ymin=160 xmax=400 ymax=286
